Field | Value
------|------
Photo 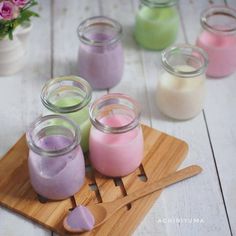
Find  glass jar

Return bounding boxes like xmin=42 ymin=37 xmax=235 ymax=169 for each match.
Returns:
xmin=196 ymin=6 xmax=236 ymax=77
xmin=77 ymin=16 xmax=124 ymax=89
xmin=41 ymin=76 xmax=92 ymax=153
xmin=89 ymin=93 xmax=144 ymax=177
xmin=134 ymin=0 xmax=179 ymax=50
xmin=26 ymin=115 xmax=85 ymax=200
xmin=156 ymin=44 xmax=208 ymax=120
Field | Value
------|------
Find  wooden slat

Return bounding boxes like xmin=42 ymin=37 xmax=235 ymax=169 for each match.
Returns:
xmin=139 ymin=0 xmax=231 ymax=235
xmin=51 ymin=1 xmax=107 ymax=235
xmin=97 ymin=0 xmax=230 ymax=235
xmin=52 ymin=0 xmax=106 ymax=102
xmin=0 ymin=0 xmax=52 ymax=235
xmin=100 ymin=0 xmax=151 ymax=125
xmin=180 ymin=0 xmax=236 ymax=235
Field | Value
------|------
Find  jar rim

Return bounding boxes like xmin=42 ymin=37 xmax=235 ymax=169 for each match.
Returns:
xmin=41 ymin=76 xmax=92 ymax=114
xmin=89 ymin=93 xmax=141 ymax=134
xmin=201 ymin=6 xmax=236 ymax=35
xmin=161 ymin=44 xmax=208 ymax=78
xmin=26 ymin=115 xmax=80 ymax=157
xmin=77 ymin=16 xmax=122 ymax=46
xmin=140 ymin=0 xmax=177 ymax=8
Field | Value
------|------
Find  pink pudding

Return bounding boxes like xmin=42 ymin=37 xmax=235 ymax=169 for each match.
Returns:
xmin=78 ymin=32 xmax=124 ymax=89
xmin=89 ymin=114 xmax=144 ymax=177
xmin=196 ymin=30 xmax=236 ymax=77
xmin=28 ymin=135 xmax=85 ymax=200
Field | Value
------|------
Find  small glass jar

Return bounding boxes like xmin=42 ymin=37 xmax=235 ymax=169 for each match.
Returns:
xmin=77 ymin=16 xmax=124 ymax=89
xmin=156 ymin=44 xmax=208 ymax=120
xmin=89 ymin=93 xmax=144 ymax=177
xmin=41 ymin=76 xmax=92 ymax=153
xmin=196 ymin=6 xmax=236 ymax=77
xmin=26 ymin=115 xmax=85 ymax=200
xmin=134 ymin=0 xmax=179 ymax=50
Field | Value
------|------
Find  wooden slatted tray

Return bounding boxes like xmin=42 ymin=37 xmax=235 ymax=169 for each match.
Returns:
xmin=0 ymin=124 xmax=188 ymax=235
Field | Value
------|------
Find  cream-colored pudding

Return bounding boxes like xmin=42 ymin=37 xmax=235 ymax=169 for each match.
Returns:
xmin=156 ymin=65 xmax=206 ymax=120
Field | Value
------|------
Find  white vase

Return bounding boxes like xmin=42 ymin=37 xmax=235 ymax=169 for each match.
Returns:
xmin=0 ymin=23 xmax=32 ymax=76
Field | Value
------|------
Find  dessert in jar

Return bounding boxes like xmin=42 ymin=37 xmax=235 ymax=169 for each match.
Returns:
xmin=89 ymin=93 xmax=144 ymax=177
xmin=156 ymin=44 xmax=208 ymax=120
xmin=41 ymin=76 xmax=92 ymax=153
xmin=196 ymin=6 xmax=236 ymax=77
xmin=134 ymin=0 xmax=179 ymax=50
xmin=26 ymin=115 xmax=85 ymax=200
xmin=77 ymin=16 xmax=124 ymax=89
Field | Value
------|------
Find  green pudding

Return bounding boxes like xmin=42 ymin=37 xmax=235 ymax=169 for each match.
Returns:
xmin=55 ymin=97 xmax=91 ymax=153
xmin=134 ymin=5 xmax=179 ymax=50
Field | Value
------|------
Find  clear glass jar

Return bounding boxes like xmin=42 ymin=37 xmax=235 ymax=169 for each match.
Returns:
xmin=134 ymin=0 xmax=179 ymax=50
xmin=156 ymin=44 xmax=208 ymax=120
xmin=89 ymin=93 xmax=144 ymax=177
xmin=41 ymin=76 xmax=92 ymax=153
xmin=26 ymin=115 xmax=85 ymax=200
xmin=196 ymin=6 xmax=236 ymax=77
xmin=77 ymin=16 xmax=124 ymax=89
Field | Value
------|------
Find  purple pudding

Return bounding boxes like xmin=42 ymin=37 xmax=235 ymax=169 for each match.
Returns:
xmin=77 ymin=16 xmax=124 ymax=90
xmin=64 ymin=205 xmax=95 ymax=233
xmin=28 ymin=135 xmax=85 ymax=200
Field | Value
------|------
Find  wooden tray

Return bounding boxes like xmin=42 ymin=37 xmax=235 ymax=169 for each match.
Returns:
xmin=0 ymin=124 xmax=188 ymax=235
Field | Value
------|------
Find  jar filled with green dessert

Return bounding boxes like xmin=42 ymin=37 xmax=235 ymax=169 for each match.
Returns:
xmin=134 ymin=0 xmax=179 ymax=50
xmin=41 ymin=76 xmax=92 ymax=153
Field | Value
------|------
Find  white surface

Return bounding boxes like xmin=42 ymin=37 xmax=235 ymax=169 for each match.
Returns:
xmin=0 ymin=0 xmax=235 ymax=235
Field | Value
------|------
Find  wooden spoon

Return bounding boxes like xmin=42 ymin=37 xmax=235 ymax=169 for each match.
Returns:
xmin=64 ymin=165 xmax=202 ymax=232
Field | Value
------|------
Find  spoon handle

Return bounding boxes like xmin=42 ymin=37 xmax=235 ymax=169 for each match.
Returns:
xmin=109 ymin=165 xmax=202 ymax=211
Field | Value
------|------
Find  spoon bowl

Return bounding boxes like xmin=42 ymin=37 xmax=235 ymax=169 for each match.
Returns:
xmin=87 ymin=204 xmax=108 ymax=227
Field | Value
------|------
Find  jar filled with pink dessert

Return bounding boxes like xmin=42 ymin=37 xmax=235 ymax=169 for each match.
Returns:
xmin=89 ymin=93 xmax=144 ymax=177
xmin=196 ymin=6 xmax=236 ymax=78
